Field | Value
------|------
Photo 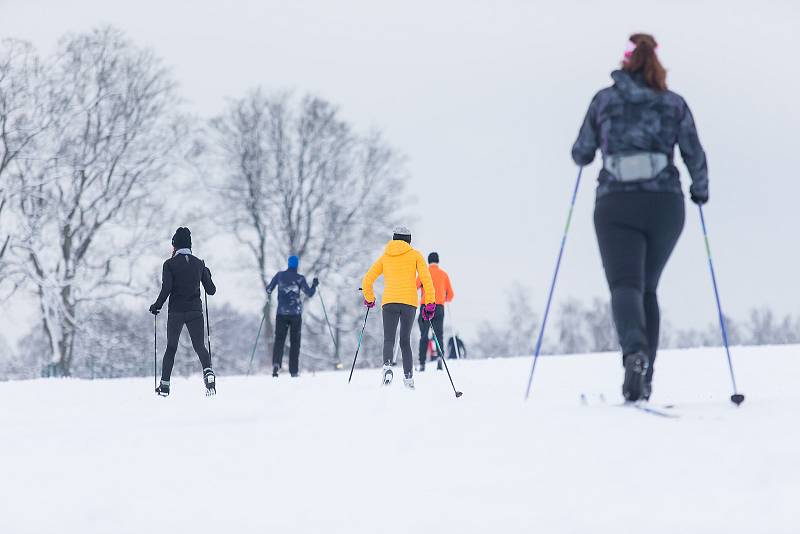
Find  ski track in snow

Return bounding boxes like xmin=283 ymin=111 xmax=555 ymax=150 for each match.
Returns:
xmin=1 ymin=345 xmax=796 ymax=534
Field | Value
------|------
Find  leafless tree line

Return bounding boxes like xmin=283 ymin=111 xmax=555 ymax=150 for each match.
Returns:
xmin=0 ymin=26 xmax=404 ymax=378
xmin=471 ymin=284 xmax=800 ymax=359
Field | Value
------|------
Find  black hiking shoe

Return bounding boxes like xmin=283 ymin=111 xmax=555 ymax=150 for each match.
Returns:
xmin=272 ymin=365 xmax=280 ymax=378
xmin=203 ymin=368 xmax=216 ymax=396
xmin=622 ymin=352 xmax=649 ymax=402
xmin=155 ymin=380 xmax=170 ymax=397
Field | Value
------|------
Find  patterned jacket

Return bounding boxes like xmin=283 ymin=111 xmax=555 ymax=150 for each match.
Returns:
xmin=267 ymin=268 xmax=317 ymax=316
xmin=572 ymin=69 xmax=708 ymax=199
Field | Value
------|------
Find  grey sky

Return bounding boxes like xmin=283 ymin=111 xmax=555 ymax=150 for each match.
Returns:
xmin=3 ymin=0 xmax=799 ymax=346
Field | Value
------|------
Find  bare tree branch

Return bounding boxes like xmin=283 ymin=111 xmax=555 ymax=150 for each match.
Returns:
xmin=205 ymin=90 xmax=406 ymax=369
xmin=5 ymin=27 xmax=186 ymax=375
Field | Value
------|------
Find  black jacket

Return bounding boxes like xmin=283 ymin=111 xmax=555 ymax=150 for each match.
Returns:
xmin=572 ymin=70 xmax=708 ymax=199
xmin=153 ymin=253 xmax=216 ymax=313
xmin=267 ymin=268 xmax=316 ymax=316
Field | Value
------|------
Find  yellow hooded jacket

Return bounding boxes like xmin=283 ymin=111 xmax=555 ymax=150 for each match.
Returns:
xmin=362 ymin=240 xmax=435 ymax=308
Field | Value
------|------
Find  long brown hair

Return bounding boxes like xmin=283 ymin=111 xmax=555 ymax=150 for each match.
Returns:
xmin=623 ymin=33 xmax=667 ymax=91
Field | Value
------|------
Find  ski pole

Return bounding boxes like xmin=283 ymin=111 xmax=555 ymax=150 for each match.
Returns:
xmin=246 ymin=308 xmax=267 ymax=376
xmin=154 ymin=314 xmax=158 ymax=391
xmin=317 ymin=287 xmax=340 ymax=365
xmin=348 ymin=306 xmax=371 ymax=383
xmin=429 ymin=320 xmax=463 ymax=398
xmin=204 ymin=290 xmax=212 ymax=365
xmin=524 ymin=166 xmax=583 ymax=400
xmin=698 ymin=205 xmax=745 ymax=406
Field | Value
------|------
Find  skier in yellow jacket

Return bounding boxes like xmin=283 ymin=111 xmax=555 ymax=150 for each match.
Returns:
xmin=362 ymin=225 xmax=435 ymax=388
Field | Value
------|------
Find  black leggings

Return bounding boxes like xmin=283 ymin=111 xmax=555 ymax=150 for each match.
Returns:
xmin=594 ymin=192 xmax=684 ymax=375
xmin=382 ymin=303 xmax=417 ymax=377
xmin=418 ymin=304 xmax=445 ymax=363
xmin=161 ymin=311 xmax=211 ymax=381
xmin=273 ymin=314 xmax=302 ymax=375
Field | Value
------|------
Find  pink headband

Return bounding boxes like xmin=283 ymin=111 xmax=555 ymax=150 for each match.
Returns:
xmin=623 ymin=41 xmax=637 ymax=59
xmin=624 ymin=40 xmax=659 ymax=60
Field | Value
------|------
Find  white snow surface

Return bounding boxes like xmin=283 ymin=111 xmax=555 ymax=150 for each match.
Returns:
xmin=1 ymin=345 xmax=797 ymax=534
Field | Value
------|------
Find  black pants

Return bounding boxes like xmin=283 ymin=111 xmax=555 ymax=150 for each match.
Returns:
xmin=594 ymin=192 xmax=684 ymax=377
xmin=273 ymin=314 xmax=302 ymax=375
xmin=382 ymin=303 xmax=417 ymax=377
xmin=161 ymin=311 xmax=211 ymax=381
xmin=418 ymin=304 xmax=445 ymax=363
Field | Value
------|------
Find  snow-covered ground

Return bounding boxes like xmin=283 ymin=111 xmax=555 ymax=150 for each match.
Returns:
xmin=1 ymin=345 xmax=796 ymax=534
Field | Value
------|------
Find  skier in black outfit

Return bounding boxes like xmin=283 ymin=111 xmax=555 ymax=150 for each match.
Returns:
xmin=266 ymin=255 xmax=318 ymax=377
xmin=572 ymin=33 xmax=708 ymax=402
xmin=149 ymin=227 xmax=217 ymax=396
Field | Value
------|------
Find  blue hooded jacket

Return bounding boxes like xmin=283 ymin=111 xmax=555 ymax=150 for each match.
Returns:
xmin=267 ymin=260 xmax=317 ymax=316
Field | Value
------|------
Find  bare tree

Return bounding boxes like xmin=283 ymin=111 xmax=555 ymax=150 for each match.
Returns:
xmin=0 ymin=39 xmax=51 ymax=286
xmin=745 ymin=308 xmax=798 ymax=345
xmin=7 ymin=27 xmax=185 ymax=376
xmin=556 ymin=298 xmax=589 ymax=354
xmin=472 ymin=282 xmax=539 ymax=358
xmin=207 ymin=90 xmax=404 ymax=369
xmin=582 ymin=297 xmax=618 ymax=352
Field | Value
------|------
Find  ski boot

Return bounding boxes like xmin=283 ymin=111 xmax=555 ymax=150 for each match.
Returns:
xmin=203 ymin=368 xmax=216 ymax=396
xmin=403 ymin=374 xmax=415 ymax=390
xmin=642 ymin=363 xmax=654 ymax=401
xmin=272 ymin=365 xmax=280 ymax=378
xmin=155 ymin=380 xmax=170 ymax=397
xmin=641 ymin=381 xmax=652 ymax=402
xmin=418 ymin=360 xmax=426 ymax=372
xmin=436 ymin=357 xmax=443 ymax=371
xmin=382 ymin=364 xmax=393 ymax=386
xmin=622 ymin=352 xmax=649 ymax=402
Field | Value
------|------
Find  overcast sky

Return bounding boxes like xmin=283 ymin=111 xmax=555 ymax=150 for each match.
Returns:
xmin=3 ymin=0 xmax=799 ymax=346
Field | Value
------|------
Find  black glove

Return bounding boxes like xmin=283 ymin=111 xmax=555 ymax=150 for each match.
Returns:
xmin=690 ymin=186 xmax=708 ymax=206
xmin=149 ymin=304 xmax=160 ymax=316
xmin=312 ymin=277 xmax=319 ymax=287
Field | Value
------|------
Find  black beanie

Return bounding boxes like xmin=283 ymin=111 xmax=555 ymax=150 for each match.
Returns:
xmin=428 ymin=252 xmax=439 ymax=264
xmin=172 ymin=227 xmax=192 ymax=250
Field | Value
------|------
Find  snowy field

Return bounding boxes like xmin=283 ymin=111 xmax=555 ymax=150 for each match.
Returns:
xmin=1 ymin=345 xmax=797 ymax=534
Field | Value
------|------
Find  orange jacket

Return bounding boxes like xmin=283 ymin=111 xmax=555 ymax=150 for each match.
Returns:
xmin=417 ymin=264 xmax=454 ymax=306
xmin=362 ymin=240 xmax=435 ymax=308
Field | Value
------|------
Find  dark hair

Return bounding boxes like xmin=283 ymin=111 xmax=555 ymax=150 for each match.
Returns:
xmin=623 ymin=33 xmax=667 ymax=92
xmin=428 ymin=252 xmax=439 ymax=264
